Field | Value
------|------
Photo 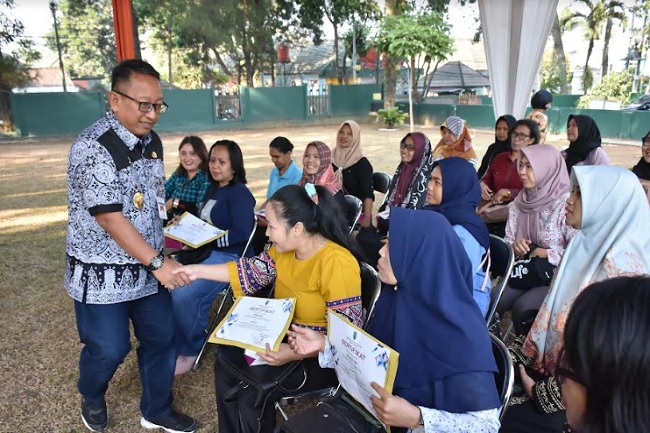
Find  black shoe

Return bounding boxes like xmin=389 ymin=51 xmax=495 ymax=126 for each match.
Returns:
xmin=140 ymin=410 xmax=197 ymax=433
xmin=81 ymin=399 xmax=108 ymax=432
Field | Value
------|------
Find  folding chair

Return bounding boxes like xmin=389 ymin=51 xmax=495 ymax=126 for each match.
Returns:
xmin=275 ymin=261 xmax=381 ymax=419
xmin=490 ymin=333 xmax=515 ymax=420
xmin=343 ymin=194 xmax=363 ymax=234
xmin=192 ymin=216 xmax=258 ymax=371
xmin=485 ymin=234 xmax=515 ymax=338
xmin=372 ymin=171 xmax=392 ymax=208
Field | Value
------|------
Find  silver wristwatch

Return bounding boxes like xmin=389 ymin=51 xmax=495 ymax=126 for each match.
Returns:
xmin=146 ymin=253 xmax=164 ymax=271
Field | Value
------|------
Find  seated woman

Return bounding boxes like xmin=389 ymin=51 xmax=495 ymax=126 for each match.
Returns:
xmin=266 ymin=136 xmax=302 ymax=198
xmin=559 ymin=276 xmax=650 ymax=433
xmin=171 ymin=139 xmax=256 ymax=375
xmin=433 ymin=116 xmax=478 ymax=168
xmin=424 ymin=157 xmax=492 ymax=317
xmin=332 ymin=120 xmax=374 ymax=227
xmin=563 ymin=114 xmax=610 ymax=173
xmin=477 ymin=114 xmax=516 ymax=179
xmin=496 ymin=144 xmax=578 ymax=336
xmin=500 ymin=165 xmax=650 ymax=433
xmin=252 ymin=136 xmax=302 ymax=254
xmin=165 ymin=135 xmax=210 ymax=218
xmin=285 ymin=207 xmax=501 ymax=433
xmin=478 ymin=119 xmax=540 ymax=237
xmin=298 ymin=141 xmax=345 ymax=211
xmin=526 ymin=90 xmax=553 ymax=144
xmin=633 ymin=130 xmax=650 ymax=202
xmin=175 ymin=184 xmax=363 ymax=433
xmin=356 ymin=132 xmax=434 ymax=266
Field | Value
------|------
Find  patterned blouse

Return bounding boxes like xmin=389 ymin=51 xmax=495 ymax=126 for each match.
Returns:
xmin=164 ymin=170 xmax=210 ymax=215
xmin=227 ymin=242 xmax=363 ymax=330
xmin=505 ymin=195 xmax=578 ymax=266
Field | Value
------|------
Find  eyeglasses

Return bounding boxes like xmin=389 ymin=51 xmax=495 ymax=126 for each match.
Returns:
xmin=112 ymin=90 xmax=169 ymax=114
xmin=555 ymin=365 xmax=582 ymax=387
xmin=511 ymin=132 xmax=532 ymax=141
xmin=642 ymin=137 xmax=650 ymax=147
xmin=400 ymin=143 xmax=415 ymax=151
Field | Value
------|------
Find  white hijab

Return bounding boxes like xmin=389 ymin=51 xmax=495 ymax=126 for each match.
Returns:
xmin=522 ymin=165 xmax=650 ymax=372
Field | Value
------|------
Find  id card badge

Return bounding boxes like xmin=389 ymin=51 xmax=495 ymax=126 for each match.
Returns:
xmin=157 ymin=197 xmax=168 ymax=219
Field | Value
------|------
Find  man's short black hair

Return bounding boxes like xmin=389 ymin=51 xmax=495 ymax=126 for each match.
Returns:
xmin=111 ymin=59 xmax=160 ymax=90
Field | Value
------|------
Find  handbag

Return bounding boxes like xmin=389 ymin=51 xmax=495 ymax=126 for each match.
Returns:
xmin=176 ymin=243 xmax=212 ymax=265
xmin=215 ymin=345 xmax=306 ymax=409
xmin=277 ymin=391 xmax=384 ymax=433
xmin=508 ymin=244 xmax=555 ymax=290
xmin=478 ymin=202 xmax=511 ymax=224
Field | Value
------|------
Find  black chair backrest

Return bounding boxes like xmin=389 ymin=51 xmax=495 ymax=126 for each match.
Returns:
xmin=343 ymin=194 xmax=362 ymax=230
xmin=372 ymin=172 xmax=392 ymax=194
xmin=488 ymin=234 xmax=512 ymax=278
xmin=360 ymin=262 xmax=381 ymax=329
xmin=490 ymin=333 xmax=514 ymax=419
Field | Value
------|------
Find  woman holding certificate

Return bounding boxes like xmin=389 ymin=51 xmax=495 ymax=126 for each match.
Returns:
xmin=286 ymin=207 xmax=501 ymax=433
xmin=174 ymin=184 xmax=363 ymax=433
xmin=172 ymin=139 xmax=256 ymax=375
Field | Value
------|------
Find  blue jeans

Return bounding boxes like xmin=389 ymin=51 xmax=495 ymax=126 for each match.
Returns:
xmin=172 ymin=250 xmax=237 ymax=356
xmin=74 ymin=287 xmax=175 ymax=419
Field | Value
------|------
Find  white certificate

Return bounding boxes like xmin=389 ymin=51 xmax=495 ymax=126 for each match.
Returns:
xmin=163 ymin=211 xmax=226 ymax=248
xmin=209 ymin=297 xmax=296 ymax=353
xmin=327 ymin=310 xmax=399 ymax=421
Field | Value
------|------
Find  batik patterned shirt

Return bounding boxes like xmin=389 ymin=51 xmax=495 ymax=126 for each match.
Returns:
xmin=64 ymin=111 xmax=165 ymax=304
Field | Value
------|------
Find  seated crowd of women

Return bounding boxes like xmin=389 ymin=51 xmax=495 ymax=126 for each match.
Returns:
xmin=162 ymin=112 xmax=650 ymax=433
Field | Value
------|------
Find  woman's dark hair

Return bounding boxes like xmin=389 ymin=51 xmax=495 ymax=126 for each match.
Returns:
xmin=111 ymin=59 xmax=160 ymax=90
xmin=562 ymin=276 xmax=650 ymax=433
xmin=269 ymin=136 xmax=294 ymax=153
xmin=268 ymin=184 xmax=364 ymax=262
xmin=175 ymin=136 xmax=208 ymax=176
xmin=208 ymin=139 xmax=247 ymax=185
xmin=512 ymin=119 xmax=541 ymax=144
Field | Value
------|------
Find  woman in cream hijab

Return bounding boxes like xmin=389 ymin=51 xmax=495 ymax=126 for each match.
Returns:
xmin=332 ymin=120 xmax=374 ymax=227
xmin=501 ymin=165 xmax=650 ymax=433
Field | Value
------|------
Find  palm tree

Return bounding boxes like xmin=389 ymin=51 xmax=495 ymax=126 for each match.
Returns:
xmin=562 ymin=0 xmax=626 ymax=92
xmin=601 ymin=2 xmax=626 ymax=77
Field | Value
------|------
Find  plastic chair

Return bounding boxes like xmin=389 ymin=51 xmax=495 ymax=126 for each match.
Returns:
xmin=372 ymin=171 xmax=392 ymax=208
xmin=490 ymin=333 xmax=515 ymax=420
xmin=275 ymin=261 xmax=381 ymax=419
xmin=485 ymin=234 xmax=515 ymax=335
xmin=192 ymin=216 xmax=258 ymax=371
xmin=343 ymin=194 xmax=363 ymax=233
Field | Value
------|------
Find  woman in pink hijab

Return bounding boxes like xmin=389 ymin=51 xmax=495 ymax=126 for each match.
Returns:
xmin=496 ymin=144 xmax=578 ymax=336
xmin=299 ymin=141 xmax=342 ymax=195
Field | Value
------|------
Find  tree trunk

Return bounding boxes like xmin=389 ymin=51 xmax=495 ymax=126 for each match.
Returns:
xmin=210 ymin=48 xmax=232 ymax=77
xmin=132 ymin=2 xmax=142 ymax=59
xmin=167 ymin=13 xmax=173 ymax=87
xmin=601 ymin=17 xmax=613 ymax=78
xmin=551 ymin=13 xmax=568 ymax=93
xmin=408 ymin=57 xmax=414 ymax=132
xmin=583 ymin=38 xmax=595 ymax=92
xmin=333 ymin=24 xmax=341 ymax=84
xmin=383 ymin=0 xmax=397 ymax=109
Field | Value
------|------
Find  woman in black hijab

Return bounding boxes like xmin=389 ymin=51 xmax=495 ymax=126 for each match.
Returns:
xmin=563 ymin=114 xmax=610 ymax=173
xmin=632 ymin=130 xmax=650 ymax=180
xmin=477 ymin=114 xmax=517 ymax=179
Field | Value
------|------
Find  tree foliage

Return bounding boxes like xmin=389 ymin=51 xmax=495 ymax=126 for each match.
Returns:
xmin=577 ymin=71 xmax=634 ymax=108
xmin=540 ymin=48 xmax=571 ymax=94
xmin=561 ymin=0 xmax=626 ymax=92
xmin=375 ymin=12 xmax=453 ymax=130
xmin=0 ymin=0 xmax=42 ymax=129
xmin=46 ymin=0 xmax=114 ymax=83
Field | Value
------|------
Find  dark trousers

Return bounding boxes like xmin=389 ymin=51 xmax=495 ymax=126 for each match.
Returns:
xmin=215 ymin=347 xmax=338 ymax=433
xmin=74 ymin=287 xmax=175 ymax=419
xmin=495 ymin=285 xmax=549 ymax=335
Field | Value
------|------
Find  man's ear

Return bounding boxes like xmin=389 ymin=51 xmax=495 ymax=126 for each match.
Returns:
xmin=108 ymin=91 xmax=119 ymax=113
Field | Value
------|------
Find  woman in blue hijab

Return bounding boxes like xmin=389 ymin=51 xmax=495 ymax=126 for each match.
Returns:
xmin=286 ymin=207 xmax=501 ymax=432
xmin=424 ymin=157 xmax=491 ymax=316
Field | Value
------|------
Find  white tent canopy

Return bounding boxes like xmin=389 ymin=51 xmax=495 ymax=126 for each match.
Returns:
xmin=478 ymin=0 xmax=559 ymax=119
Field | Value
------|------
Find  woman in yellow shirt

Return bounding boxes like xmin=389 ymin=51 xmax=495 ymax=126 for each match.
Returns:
xmin=175 ymin=183 xmax=362 ymax=433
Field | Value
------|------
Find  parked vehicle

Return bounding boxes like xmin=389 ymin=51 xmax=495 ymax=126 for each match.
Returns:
xmin=625 ymin=94 xmax=650 ymax=111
